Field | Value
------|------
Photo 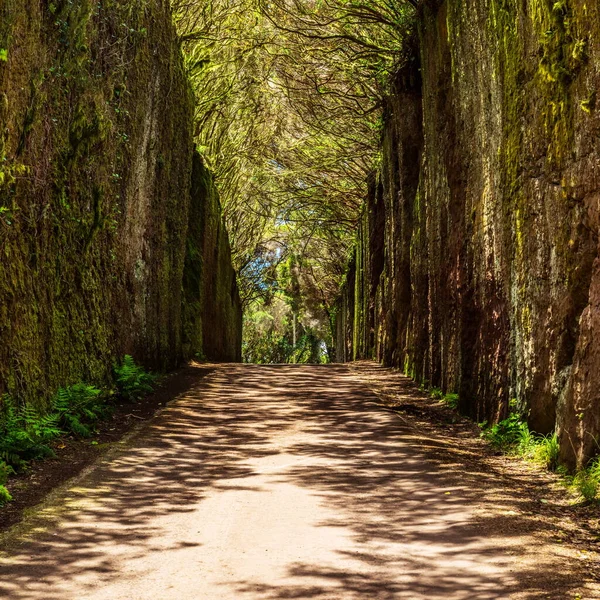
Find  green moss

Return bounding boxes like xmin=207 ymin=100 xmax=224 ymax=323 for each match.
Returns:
xmin=182 ymin=153 xmax=242 ymax=362
xmin=531 ymin=0 xmax=583 ymax=168
xmin=0 ymin=0 xmax=200 ymax=409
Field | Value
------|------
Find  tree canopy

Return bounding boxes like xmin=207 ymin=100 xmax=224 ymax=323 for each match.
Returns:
xmin=171 ymin=0 xmax=416 ymax=361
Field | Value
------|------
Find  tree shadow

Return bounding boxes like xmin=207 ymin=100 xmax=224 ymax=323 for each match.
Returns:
xmin=0 ymin=364 xmax=589 ymax=599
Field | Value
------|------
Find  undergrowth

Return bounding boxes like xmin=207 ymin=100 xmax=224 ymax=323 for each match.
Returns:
xmin=0 ymin=460 xmax=14 ymax=506
xmin=565 ymin=457 xmax=600 ymax=503
xmin=0 ymin=355 xmax=155 ymax=505
xmin=114 ymin=355 xmax=157 ymax=401
xmin=480 ymin=402 xmax=597 ymax=502
xmin=430 ymin=387 xmax=459 ymax=410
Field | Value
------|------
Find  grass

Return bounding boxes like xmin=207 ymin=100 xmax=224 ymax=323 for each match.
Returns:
xmin=481 ymin=412 xmax=560 ymax=469
xmin=424 ymin=390 xmax=598 ymax=503
xmin=565 ymin=457 xmax=600 ymax=503
xmin=481 ymin=407 xmax=598 ymax=502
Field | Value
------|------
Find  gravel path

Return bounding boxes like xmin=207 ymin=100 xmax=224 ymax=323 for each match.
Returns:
xmin=0 ymin=364 xmax=594 ymax=599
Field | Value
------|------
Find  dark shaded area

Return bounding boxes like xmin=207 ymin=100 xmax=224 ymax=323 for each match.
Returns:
xmin=0 ymin=364 xmax=592 ymax=599
xmin=182 ymin=152 xmax=243 ymax=362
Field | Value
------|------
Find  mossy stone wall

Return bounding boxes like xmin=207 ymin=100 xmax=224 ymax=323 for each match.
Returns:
xmin=182 ymin=152 xmax=242 ymax=363
xmin=337 ymin=0 xmax=600 ymax=468
xmin=0 ymin=0 xmax=242 ymax=409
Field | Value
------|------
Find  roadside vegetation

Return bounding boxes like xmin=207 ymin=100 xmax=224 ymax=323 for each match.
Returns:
xmin=426 ymin=390 xmax=600 ymax=503
xmin=0 ymin=356 xmax=155 ymax=506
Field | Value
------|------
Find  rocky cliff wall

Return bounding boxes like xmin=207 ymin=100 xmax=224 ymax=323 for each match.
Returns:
xmin=182 ymin=152 xmax=243 ymax=363
xmin=0 ymin=0 xmax=242 ymax=408
xmin=337 ymin=0 xmax=600 ymax=468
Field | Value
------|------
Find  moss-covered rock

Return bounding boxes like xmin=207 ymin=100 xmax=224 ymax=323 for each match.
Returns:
xmin=0 ymin=1 xmax=241 ymax=410
xmin=337 ymin=0 xmax=600 ymax=469
xmin=182 ymin=152 xmax=242 ymax=363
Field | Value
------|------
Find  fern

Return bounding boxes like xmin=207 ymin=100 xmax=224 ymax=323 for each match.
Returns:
xmin=52 ymin=384 xmax=109 ymax=438
xmin=0 ymin=485 xmax=11 ymax=506
xmin=114 ymin=355 xmax=156 ymax=401
xmin=0 ymin=461 xmax=13 ymax=505
xmin=0 ymin=460 xmax=14 ymax=486
xmin=0 ymin=395 xmax=59 ymax=469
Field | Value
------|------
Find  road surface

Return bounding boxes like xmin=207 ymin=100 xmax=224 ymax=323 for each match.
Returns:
xmin=0 ymin=364 xmax=592 ymax=599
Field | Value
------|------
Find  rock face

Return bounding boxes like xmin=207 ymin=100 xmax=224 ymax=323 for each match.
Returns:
xmin=0 ymin=0 xmax=242 ymax=408
xmin=336 ymin=0 xmax=600 ymax=468
xmin=182 ymin=153 xmax=243 ymax=363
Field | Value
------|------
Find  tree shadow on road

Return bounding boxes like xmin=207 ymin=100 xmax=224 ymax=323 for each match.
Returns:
xmin=0 ymin=364 xmax=590 ymax=599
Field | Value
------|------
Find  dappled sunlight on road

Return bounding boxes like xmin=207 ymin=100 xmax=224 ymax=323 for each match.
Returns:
xmin=0 ymin=365 xmax=587 ymax=599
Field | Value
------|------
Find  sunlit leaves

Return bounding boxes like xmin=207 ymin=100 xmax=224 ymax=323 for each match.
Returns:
xmin=171 ymin=0 xmax=415 ymax=322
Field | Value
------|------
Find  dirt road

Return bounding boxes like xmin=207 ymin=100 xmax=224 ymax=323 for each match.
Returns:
xmin=0 ymin=365 xmax=594 ymax=599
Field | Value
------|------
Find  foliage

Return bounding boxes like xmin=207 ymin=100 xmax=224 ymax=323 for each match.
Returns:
xmin=0 ymin=484 xmax=11 ymax=506
xmin=113 ymin=355 xmax=156 ymax=401
xmin=441 ymin=393 xmax=459 ymax=410
xmin=481 ymin=403 xmax=561 ymax=472
xmin=0 ymin=355 xmax=156 ymax=505
xmin=480 ymin=406 xmax=599 ymax=501
xmin=530 ymin=433 xmax=560 ymax=471
xmin=567 ymin=458 xmax=600 ymax=503
xmin=0 ymin=383 xmax=113 ymax=470
xmin=428 ymin=388 xmax=459 ymax=409
xmin=0 ymin=395 xmax=61 ymax=469
xmin=52 ymin=384 xmax=110 ymax=438
xmin=243 ymin=293 xmax=330 ymax=364
xmin=481 ymin=411 xmax=528 ymax=450
xmin=0 ymin=460 xmax=14 ymax=505
xmin=171 ymin=0 xmax=418 ymax=348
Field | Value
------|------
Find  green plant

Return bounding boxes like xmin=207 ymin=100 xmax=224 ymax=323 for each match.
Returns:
xmin=481 ymin=412 xmax=528 ymax=449
xmin=572 ymin=470 xmax=598 ymax=502
xmin=532 ymin=433 xmax=560 ymax=471
xmin=568 ymin=457 xmax=600 ymax=502
xmin=516 ymin=423 xmax=537 ymax=456
xmin=114 ymin=355 xmax=156 ymax=401
xmin=0 ymin=396 xmax=61 ymax=469
xmin=53 ymin=384 xmax=109 ymax=438
xmin=441 ymin=393 xmax=459 ymax=410
xmin=0 ymin=485 xmax=11 ymax=505
xmin=0 ymin=461 xmax=13 ymax=505
xmin=481 ymin=409 xmax=561 ymax=471
xmin=0 ymin=460 xmax=13 ymax=484
xmin=428 ymin=388 xmax=459 ymax=409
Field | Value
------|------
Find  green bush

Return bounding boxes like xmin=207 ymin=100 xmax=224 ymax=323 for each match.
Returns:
xmin=482 ymin=409 xmax=561 ymax=470
xmin=532 ymin=433 xmax=560 ymax=471
xmin=429 ymin=388 xmax=459 ymax=409
xmin=0 ymin=396 xmax=61 ymax=469
xmin=0 ymin=359 xmax=155 ymax=504
xmin=569 ymin=457 xmax=600 ymax=502
xmin=481 ymin=412 xmax=527 ymax=449
xmin=0 ymin=382 xmax=113 ymax=472
xmin=0 ymin=461 xmax=13 ymax=505
xmin=114 ymin=355 xmax=156 ymax=401
xmin=441 ymin=393 xmax=459 ymax=410
xmin=53 ymin=384 xmax=110 ymax=438
xmin=573 ymin=470 xmax=598 ymax=502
